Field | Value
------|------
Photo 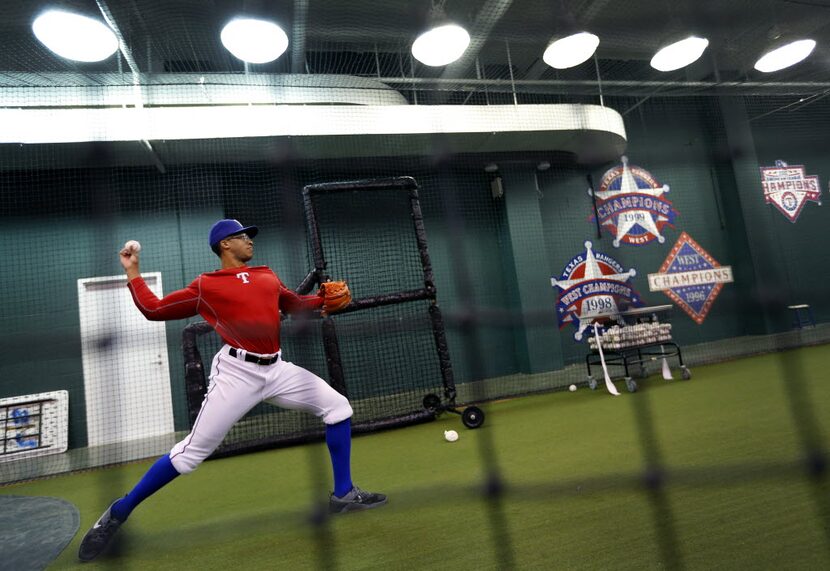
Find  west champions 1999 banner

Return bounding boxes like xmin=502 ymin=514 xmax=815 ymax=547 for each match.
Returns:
xmin=589 ymin=156 xmax=678 ymax=247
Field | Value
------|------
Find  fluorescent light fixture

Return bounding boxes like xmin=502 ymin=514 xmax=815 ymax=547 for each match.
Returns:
xmin=754 ymin=39 xmax=816 ymax=72
xmin=543 ymin=32 xmax=600 ymax=69
xmin=411 ymin=24 xmax=470 ymax=66
xmin=221 ymin=18 xmax=289 ymax=64
xmin=32 ymin=10 xmax=118 ymax=62
xmin=650 ymin=36 xmax=709 ymax=72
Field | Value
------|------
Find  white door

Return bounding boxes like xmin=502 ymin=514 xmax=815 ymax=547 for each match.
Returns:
xmin=78 ymin=273 xmax=175 ymax=446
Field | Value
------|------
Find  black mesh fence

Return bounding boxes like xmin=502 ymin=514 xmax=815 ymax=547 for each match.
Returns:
xmin=1 ymin=0 xmax=829 ymax=567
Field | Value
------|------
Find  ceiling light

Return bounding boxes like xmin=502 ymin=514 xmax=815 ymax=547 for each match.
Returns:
xmin=754 ymin=39 xmax=816 ymax=73
xmin=411 ymin=24 xmax=470 ymax=66
xmin=543 ymin=32 xmax=600 ymax=69
xmin=650 ymin=36 xmax=709 ymax=72
xmin=32 ymin=10 xmax=118 ymax=62
xmin=221 ymin=18 xmax=288 ymax=64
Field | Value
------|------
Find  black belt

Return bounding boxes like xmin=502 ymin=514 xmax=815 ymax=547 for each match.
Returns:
xmin=229 ymin=347 xmax=279 ymax=365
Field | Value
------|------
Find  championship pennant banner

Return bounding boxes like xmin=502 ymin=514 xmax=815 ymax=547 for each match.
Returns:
xmin=589 ymin=156 xmax=678 ymax=247
xmin=648 ymin=233 xmax=733 ymax=324
xmin=551 ymin=241 xmax=642 ymax=341
xmin=760 ymin=160 xmax=821 ymax=223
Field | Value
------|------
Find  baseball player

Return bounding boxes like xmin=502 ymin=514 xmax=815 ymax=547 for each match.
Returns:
xmin=78 ymin=219 xmax=386 ymax=562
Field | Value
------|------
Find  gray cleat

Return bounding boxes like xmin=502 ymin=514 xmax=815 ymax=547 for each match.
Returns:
xmin=329 ymin=486 xmax=387 ymax=514
xmin=78 ymin=500 xmax=124 ymax=562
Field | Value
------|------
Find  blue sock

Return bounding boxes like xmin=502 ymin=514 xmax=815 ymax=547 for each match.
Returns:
xmin=326 ymin=418 xmax=353 ymax=497
xmin=111 ymin=454 xmax=180 ymax=521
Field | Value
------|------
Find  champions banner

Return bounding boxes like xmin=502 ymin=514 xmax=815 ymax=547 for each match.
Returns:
xmin=760 ymin=160 xmax=821 ymax=223
xmin=590 ymin=156 xmax=678 ymax=247
xmin=551 ymin=241 xmax=642 ymax=341
xmin=648 ymin=232 xmax=733 ymax=324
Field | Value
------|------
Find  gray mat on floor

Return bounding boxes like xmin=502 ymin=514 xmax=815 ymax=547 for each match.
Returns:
xmin=0 ymin=495 xmax=79 ymax=570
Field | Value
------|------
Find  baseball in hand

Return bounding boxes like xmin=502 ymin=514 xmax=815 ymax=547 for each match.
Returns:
xmin=124 ymin=240 xmax=142 ymax=254
xmin=444 ymin=430 xmax=459 ymax=442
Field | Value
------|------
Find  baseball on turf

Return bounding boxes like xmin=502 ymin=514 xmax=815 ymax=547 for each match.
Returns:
xmin=569 ymin=384 xmax=577 ymax=392
xmin=124 ymin=240 xmax=142 ymax=254
xmin=444 ymin=430 xmax=459 ymax=442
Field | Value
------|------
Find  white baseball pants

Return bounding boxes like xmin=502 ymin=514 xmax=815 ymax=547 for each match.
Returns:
xmin=170 ymin=344 xmax=352 ymax=474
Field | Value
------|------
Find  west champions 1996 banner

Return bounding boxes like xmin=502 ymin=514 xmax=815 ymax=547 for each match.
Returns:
xmin=589 ymin=156 xmax=678 ymax=247
xmin=551 ymin=241 xmax=642 ymax=341
xmin=760 ymin=160 xmax=821 ymax=223
xmin=648 ymin=232 xmax=733 ymax=324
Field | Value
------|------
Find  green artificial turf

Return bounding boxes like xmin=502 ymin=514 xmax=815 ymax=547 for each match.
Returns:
xmin=3 ymin=345 xmax=829 ymax=570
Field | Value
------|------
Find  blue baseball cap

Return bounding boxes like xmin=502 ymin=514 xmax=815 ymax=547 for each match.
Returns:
xmin=209 ymin=219 xmax=259 ymax=253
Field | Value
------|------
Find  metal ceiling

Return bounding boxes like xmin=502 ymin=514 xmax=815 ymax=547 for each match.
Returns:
xmin=2 ymin=0 xmax=830 ymax=98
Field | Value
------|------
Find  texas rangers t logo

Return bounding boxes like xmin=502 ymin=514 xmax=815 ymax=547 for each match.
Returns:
xmin=589 ymin=156 xmax=678 ymax=247
xmin=551 ymin=241 xmax=642 ymax=341
xmin=236 ymin=272 xmax=250 ymax=284
xmin=760 ymin=160 xmax=821 ymax=223
xmin=647 ymin=232 xmax=733 ymax=324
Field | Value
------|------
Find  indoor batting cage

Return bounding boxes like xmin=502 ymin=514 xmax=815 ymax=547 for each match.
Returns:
xmin=1 ymin=0 xmax=829 ymax=569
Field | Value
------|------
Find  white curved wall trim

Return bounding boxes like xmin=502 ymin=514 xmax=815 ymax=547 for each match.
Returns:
xmin=1 ymin=103 xmax=625 ymax=146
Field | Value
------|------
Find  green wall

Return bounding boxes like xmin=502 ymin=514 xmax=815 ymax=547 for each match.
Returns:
xmin=540 ymin=98 xmax=750 ymax=364
xmin=538 ymin=96 xmax=827 ymax=365
xmin=746 ymin=96 xmax=830 ymax=323
xmin=2 ymin=96 xmax=828 ymax=450
xmin=0 ymin=158 xmax=517 ymax=448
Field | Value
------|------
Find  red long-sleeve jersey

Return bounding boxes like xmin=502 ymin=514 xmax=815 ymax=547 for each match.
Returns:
xmin=127 ymin=265 xmax=323 ymax=354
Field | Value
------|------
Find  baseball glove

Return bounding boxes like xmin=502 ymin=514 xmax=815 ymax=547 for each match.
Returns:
xmin=319 ymin=281 xmax=352 ymax=315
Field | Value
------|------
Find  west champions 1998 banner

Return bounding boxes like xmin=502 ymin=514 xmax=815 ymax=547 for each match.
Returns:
xmin=551 ymin=241 xmax=642 ymax=341
xmin=589 ymin=156 xmax=678 ymax=247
